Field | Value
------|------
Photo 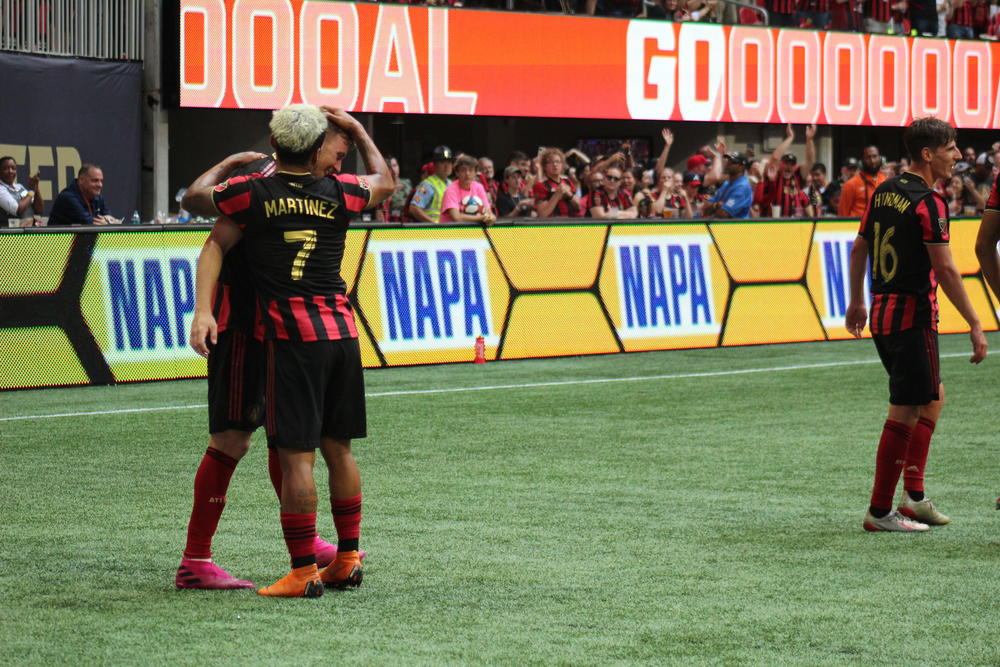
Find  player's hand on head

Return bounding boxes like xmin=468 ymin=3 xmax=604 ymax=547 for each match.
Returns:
xmin=321 ymin=107 xmax=362 ymax=133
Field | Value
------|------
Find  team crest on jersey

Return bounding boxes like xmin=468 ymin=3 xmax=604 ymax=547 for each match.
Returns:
xmin=357 ymin=176 xmax=372 ymax=191
xmin=938 ymin=217 xmax=947 ymax=233
xmin=213 ymin=181 xmax=229 ymax=192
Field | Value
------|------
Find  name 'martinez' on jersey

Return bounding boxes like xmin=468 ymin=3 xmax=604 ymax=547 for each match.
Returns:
xmin=211 ymin=170 xmax=371 ymax=341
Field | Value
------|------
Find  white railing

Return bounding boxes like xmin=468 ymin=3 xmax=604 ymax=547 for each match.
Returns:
xmin=1 ymin=0 xmax=143 ymax=60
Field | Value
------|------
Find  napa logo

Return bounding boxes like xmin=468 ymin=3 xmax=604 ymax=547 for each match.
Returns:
xmin=370 ymin=239 xmax=497 ymax=352
xmin=814 ymin=231 xmax=870 ymax=328
xmin=93 ymin=247 xmax=202 ymax=363
xmin=610 ymin=234 xmax=718 ymax=338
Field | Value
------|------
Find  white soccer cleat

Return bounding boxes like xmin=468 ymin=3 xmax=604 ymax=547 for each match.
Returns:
xmin=863 ymin=509 xmax=930 ymax=532
xmin=897 ymin=492 xmax=950 ymax=526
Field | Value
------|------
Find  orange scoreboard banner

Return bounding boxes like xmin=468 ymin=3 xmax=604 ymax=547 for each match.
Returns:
xmin=180 ymin=0 xmax=1000 ymax=127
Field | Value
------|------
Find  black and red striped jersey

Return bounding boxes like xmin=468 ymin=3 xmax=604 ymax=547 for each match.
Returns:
xmin=866 ymin=0 xmax=892 ymax=22
xmin=951 ymin=1 xmax=973 ymax=26
xmin=769 ymin=0 xmax=797 ymax=13
xmin=212 ymin=156 xmax=276 ymax=336
xmin=985 ymin=173 xmax=1000 ymax=211
xmin=590 ymin=189 xmax=634 ymax=214
xmin=532 ymin=177 xmax=576 ymax=217
xmin=858 ymin=172 xmax=950 ymax=334
xmin=212 ymin=170 xmax=371 ymax=341
xmin=768 ymin=170 xmax=807 ymax=216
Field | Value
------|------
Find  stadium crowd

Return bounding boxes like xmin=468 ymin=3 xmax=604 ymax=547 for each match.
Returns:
xmin=373 ymin=125 xmax=1000 ymax=223
xmin=6 ymin=127 xmax=1000 ymax=226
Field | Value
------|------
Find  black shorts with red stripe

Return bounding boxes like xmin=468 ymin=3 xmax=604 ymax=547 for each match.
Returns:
xmin=207 ymin=329 xmax=266 ymax=433
xmin=264 ymin=338 xmax=367 ymax=449
xmin=873 ymin=327 xmax=940 ymax=406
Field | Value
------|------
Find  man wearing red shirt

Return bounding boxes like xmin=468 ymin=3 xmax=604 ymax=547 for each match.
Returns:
xmin=764 ymin=123 xmax=816 ymax=217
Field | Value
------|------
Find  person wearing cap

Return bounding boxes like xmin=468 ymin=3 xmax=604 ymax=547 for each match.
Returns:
xmin=681 ymin=170 xmax=708 ymax=216
xmin=702 ymin=152 xmax=753 ymax=219
xmin=839 ymin=157 xmax=859 ymax=186
xmin=764 ymin=123 xmax=816 ymax=218
xmin=408 ymin=145 xmax=454 ymax=223
xmin=496 ymin=165 xmax=535 ymax=217
xmin=839 ymin=145 xmax=886 ymax=217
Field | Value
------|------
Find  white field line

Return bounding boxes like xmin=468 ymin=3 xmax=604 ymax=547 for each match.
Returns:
xmin=0 ymin=352 xmax=971 ymax=423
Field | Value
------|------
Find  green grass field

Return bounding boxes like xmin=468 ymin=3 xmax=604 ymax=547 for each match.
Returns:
xmin=4 ymin=335 xmax=1000 ymax=665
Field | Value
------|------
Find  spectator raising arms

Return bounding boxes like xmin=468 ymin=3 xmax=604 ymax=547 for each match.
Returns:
xmin=533 ymin=148 xmax=581 ymax=218
xmin=440 ymin=155 xmax=496 ymax=225
xmin=764 ymin=123 xmax=816 ymax=217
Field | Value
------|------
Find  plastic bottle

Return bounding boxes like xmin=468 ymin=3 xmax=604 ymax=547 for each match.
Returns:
xmin=131 ymin=210 xmax=141 ymax=225
xmin=474 ymin=336 xmax=486 ymax=364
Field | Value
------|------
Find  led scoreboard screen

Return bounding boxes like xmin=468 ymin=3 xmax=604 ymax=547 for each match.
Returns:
xmin=178 ymin=0 xmax=1000 ymax=127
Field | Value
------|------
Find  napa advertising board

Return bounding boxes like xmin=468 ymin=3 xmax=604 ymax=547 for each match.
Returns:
xmin=1 ymin=221 xmax=996 ymax=389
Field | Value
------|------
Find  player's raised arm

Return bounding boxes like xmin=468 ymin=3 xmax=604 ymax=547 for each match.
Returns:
xmin=190 ymin=217 xmax=243 ymax=358
xmin=182 ymin=151 xmax=267 ymax=217
xmin=321 ymin=107 xmax=394 ymax=209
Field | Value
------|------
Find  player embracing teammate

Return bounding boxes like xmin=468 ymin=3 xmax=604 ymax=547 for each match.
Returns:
xmin=846 ymin=117 xmax=987 ymax=532
xmin=181 ymin=105 xmax=393 ymax=596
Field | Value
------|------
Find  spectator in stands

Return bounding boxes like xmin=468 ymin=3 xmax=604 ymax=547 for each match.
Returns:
xmin=408 ymin=145 xmax=454 ymax=223
xmin=48 ymin=163 xmax=112 ymax=226
xmin=496 ymin=165 xmax=535 ymax=218
xmin=764 ymin=123 xmax=816 ymax=217
xmin=945 ymin=172 xmax=985 ymax=215
xmin=769 ymin=0 xmax=799 ymax=26
xmin=682 ymin=171 xmax=707 ymax=216
xmin=973 ymin=152 xmax=993 ymax=197
xmin=702 ymin=152 xmax=753 ymax=219
xmin=839 ymin=156 xmax=860 ymax=186
xmin=579 ymin=171 xmax=602 ymax=217
xmin=376 ymin=154 xmax=411 ymax=223
xmin=0 ymin=156 xmax=44 ymax=227
xmin=506 ymin=150 xmax=537 ymax=199
xmin=805 ymin=163 xmax=834 ymax=216
xmin=650 ymin=169 xmax=693 ymax=218
xmin=863 ymin=0 xmax=906 ymax=33
xmin=798 ymin=0 xmax=832 ymax=27
xmin=440 ymin=155 xmax=496 ymax=225
xmin=533 ymin=148 xmax=581 ymax=218
xmin=589 ymin=165 xmax=637 ymax=219
xmin=819 ymin=181 xmax=841 ymax=217
xmin=947 ymin=0 xmax=975 ymax=37
xmin=477 ymin=157 xmax=498 ymax=207
xmin=839 ymin=145 xmax=886 ymax=217
xmin=910 ymin=0 xmax=939 ymax=33
xmin=963 ymin=146 xmax=978 ymax=163
xmin=642 ymin=0 xmax=690 ymax=19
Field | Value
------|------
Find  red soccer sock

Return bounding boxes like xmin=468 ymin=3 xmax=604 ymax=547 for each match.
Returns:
xmin=183 ymin=447 xmax=239 ymax=560
xmin=332 ymin=494 xmax=362 ymax=553
xmin=281 ymin=512 xmax=317 ymax=569
xmin=870 ymin=419 xmax=912 ymax=513
xmin=267 ymin=448 xmax=283 ymax=500
xmin=903 ymin=417 xmax=936 ymax=495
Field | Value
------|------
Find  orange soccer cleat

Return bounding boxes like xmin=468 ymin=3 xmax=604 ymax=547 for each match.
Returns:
xmin=320 ymin=551 xmax=363 ymax=590
xmin=257 ymin=565 xmax=324 ymax=598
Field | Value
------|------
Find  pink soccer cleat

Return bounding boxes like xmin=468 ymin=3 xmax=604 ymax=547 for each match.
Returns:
xmin=175 ymin=558 xmax=255 ymax=590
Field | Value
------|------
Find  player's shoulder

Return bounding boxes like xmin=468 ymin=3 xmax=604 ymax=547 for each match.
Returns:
xmin=228 ymin=156 xmax=276 ymax=179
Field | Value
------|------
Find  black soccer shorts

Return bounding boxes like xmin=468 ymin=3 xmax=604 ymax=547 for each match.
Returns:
xmin=264 ymin=337 xmax=367 ymax=449
xmin=207 ymin=329 xmax=266 ymax=433
xmin=873 ymin=327 xmax=940 ymax=406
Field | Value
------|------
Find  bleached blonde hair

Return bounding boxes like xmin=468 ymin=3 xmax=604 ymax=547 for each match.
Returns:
xmin=269 ymin=104 xmax=327 ymax=155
